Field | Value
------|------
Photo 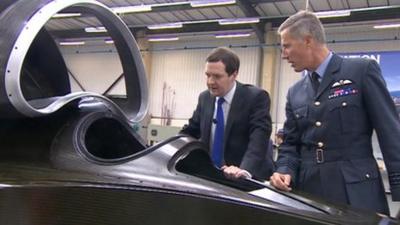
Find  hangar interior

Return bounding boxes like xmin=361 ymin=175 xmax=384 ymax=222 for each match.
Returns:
xmin=49 ymin=0 xmax=400 ymax=137
xmin=3 ymin=0 xmax=400 ymax=224
xmin=46 ymin=0 xmax=400 ymax=139
xmin=26 ymin=0 xmax=400 ymax=215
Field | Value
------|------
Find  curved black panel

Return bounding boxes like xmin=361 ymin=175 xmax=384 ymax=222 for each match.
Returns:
xmin=0 ymin=186 xmax=329 ymax=225
xmin=84 ymin=117 xmax=145 ymax=160
xmin=0 ymin=104 xmax=79 ymax=162
xmin=0 ymin=0 xmax=45 ymax=116
xmin=0 ymin=0 xmax=15 ymax=13
xmin=21 ymin=28 xmax=70 ymax=100
xmin=176 ymin=148 xmax=263 ymax=191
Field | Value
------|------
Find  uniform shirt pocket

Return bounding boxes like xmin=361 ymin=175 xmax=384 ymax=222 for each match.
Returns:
xmin=340 ymin=158 xmax=379 ymax=183
xmin=293 ymin=106 xmax=309 ymax=129
xmin=340 ymin=158 xmax=385 ymax=209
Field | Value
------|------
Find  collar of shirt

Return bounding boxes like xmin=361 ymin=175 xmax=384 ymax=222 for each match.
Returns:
xmin=217 ymin=81 xmax=236 ymax=106
xmin=307 ymin=51 xmax=333 ymax=81
xmin=214 ymin=81 xmax=236 ymax=124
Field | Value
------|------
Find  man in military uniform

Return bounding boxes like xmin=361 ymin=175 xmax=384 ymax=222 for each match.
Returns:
xmin=270 ymin=10 xmax=400 ymax=214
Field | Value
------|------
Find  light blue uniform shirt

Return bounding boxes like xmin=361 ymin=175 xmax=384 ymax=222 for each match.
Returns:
xmin=307 ymin=51 xmax=333 ymax=81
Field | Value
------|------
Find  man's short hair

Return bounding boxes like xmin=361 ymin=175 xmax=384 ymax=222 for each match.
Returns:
xmin=206 ymin=47 xmax=240 ymax=76
xmin=278 ymin=10 xmax=326 ymax=44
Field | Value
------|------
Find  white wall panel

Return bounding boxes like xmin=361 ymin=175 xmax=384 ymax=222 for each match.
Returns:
xmin=327 ymin=27 xmax=400 ymax=52
xmin=273 ymin=55 xmax=302 ymax=128
xmin=149 ymin=38 xmax=261 ymax=122
xmin=59 ymin=38 xmax=261 ymax=126
xmin=61 ymin=46 xmax=125 ymax=95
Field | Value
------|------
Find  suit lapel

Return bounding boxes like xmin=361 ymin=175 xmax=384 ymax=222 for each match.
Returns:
xmin=224 ymin=82 xmax=242 ymax=150
xmin=202 ymin=93 xmax=215 ymax=149
xmin=315 ymin=54 xmax=342 ymax=99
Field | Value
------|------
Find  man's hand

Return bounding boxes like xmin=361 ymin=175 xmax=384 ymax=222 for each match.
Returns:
xmin=222 ymin=165 xmax=251 ymax=180
xmin=269 ymin=172 xmax=292 ymax=191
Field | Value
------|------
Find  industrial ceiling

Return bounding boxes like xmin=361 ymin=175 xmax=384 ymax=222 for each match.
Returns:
xmin=44 ymin=0 xmax=400 ymax=43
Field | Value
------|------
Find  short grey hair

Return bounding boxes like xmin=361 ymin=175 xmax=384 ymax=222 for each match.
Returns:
xmin=278 ymin=10 xmax=326 ymax=44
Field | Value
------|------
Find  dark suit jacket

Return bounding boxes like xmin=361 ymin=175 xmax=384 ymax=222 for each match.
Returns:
xmin=181 ymin=82 xmax=273 ymax=180
xmin=276 ymin=54 xmax=400 ymax=214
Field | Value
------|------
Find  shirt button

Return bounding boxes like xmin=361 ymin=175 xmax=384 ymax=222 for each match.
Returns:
xmin=314 ymin=101 xmax=321 ymax=106
xmin=365 ymin=173 xmax=370 ymax=179
xmin=342 ymin=102 xmax=347 ymax=107
xmin=317 ymin=142 xmax=324 ymax=147
xmin=315 ymin=121 xmax=322 ymax=127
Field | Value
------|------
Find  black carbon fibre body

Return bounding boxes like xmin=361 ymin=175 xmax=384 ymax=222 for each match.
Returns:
xmin=0 ymin=1 xmax=398 ymax=225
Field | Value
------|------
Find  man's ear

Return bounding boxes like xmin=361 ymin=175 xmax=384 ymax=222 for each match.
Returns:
xmin=304 ymin=35 xmax=313 ymax=47
xmin=231 ymin=70 xmax=238 ymax=79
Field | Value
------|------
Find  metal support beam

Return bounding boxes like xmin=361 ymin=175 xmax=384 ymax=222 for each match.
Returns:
xmin=236 ymin=0 xmax=265 ymax=43
xmin=103 ymin=73 xmax=124 ymax=96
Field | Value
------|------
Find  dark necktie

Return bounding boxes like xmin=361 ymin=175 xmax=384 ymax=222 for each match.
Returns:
xmin=311 ymin=72 xmax=320 ymax=94
xmin=212 ymin=97 xmax=225 ymax=167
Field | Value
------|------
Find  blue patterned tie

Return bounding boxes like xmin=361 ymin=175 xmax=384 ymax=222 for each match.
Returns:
xmin=212 ymin=97 xmax=225 ymax=167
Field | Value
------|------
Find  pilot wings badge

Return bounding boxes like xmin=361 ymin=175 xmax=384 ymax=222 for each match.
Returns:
xmin=331 ymin=79 xmax=353 ymax=88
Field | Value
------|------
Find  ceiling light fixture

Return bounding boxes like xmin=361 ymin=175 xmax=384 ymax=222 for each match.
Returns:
xmin=112 ymin=4 xmax=152 ymax=14
xmin=52 ymin=13 xmax=82 ymax=18
xmin=110 ymin=2 xmax=188 ymax=14
xmin=153 ymin=2 xmax=190 ymax=7
xmin=148 ymin=22 xmax=183 ymax=30
xmin=373 ymin=23 xmax=400 ymax=29
xmin=85 ymin=26 xmax=107 ymax=33
xmin=105 ymin=39 xmax=114 ymax=44
xmin=190 ymin=0 xmax=235 ymax=8
xmin=148 ymin=36 xmax=179 ymax=42
xmin=184 ymin=19 xmax=219 ymax=25
xmin=215 ymin=32 xmax=251 ymax=38
xmin=314 ymin=10 xmax=350 ymax=18
xmin=218 ymin=17 xmax=260 ymax=25
xmin=59 ymin=41 xmax=85 ymax=46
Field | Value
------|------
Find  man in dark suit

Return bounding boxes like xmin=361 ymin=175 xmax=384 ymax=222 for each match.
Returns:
xmin=180 ymin=47 xmax=274 ymax=180
xmin=269 ymin=11 xmax=400 ymax=214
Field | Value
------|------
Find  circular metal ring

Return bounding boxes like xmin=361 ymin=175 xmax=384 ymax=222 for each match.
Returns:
xmin=3 ymin=0 xmax=148 ymax=121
